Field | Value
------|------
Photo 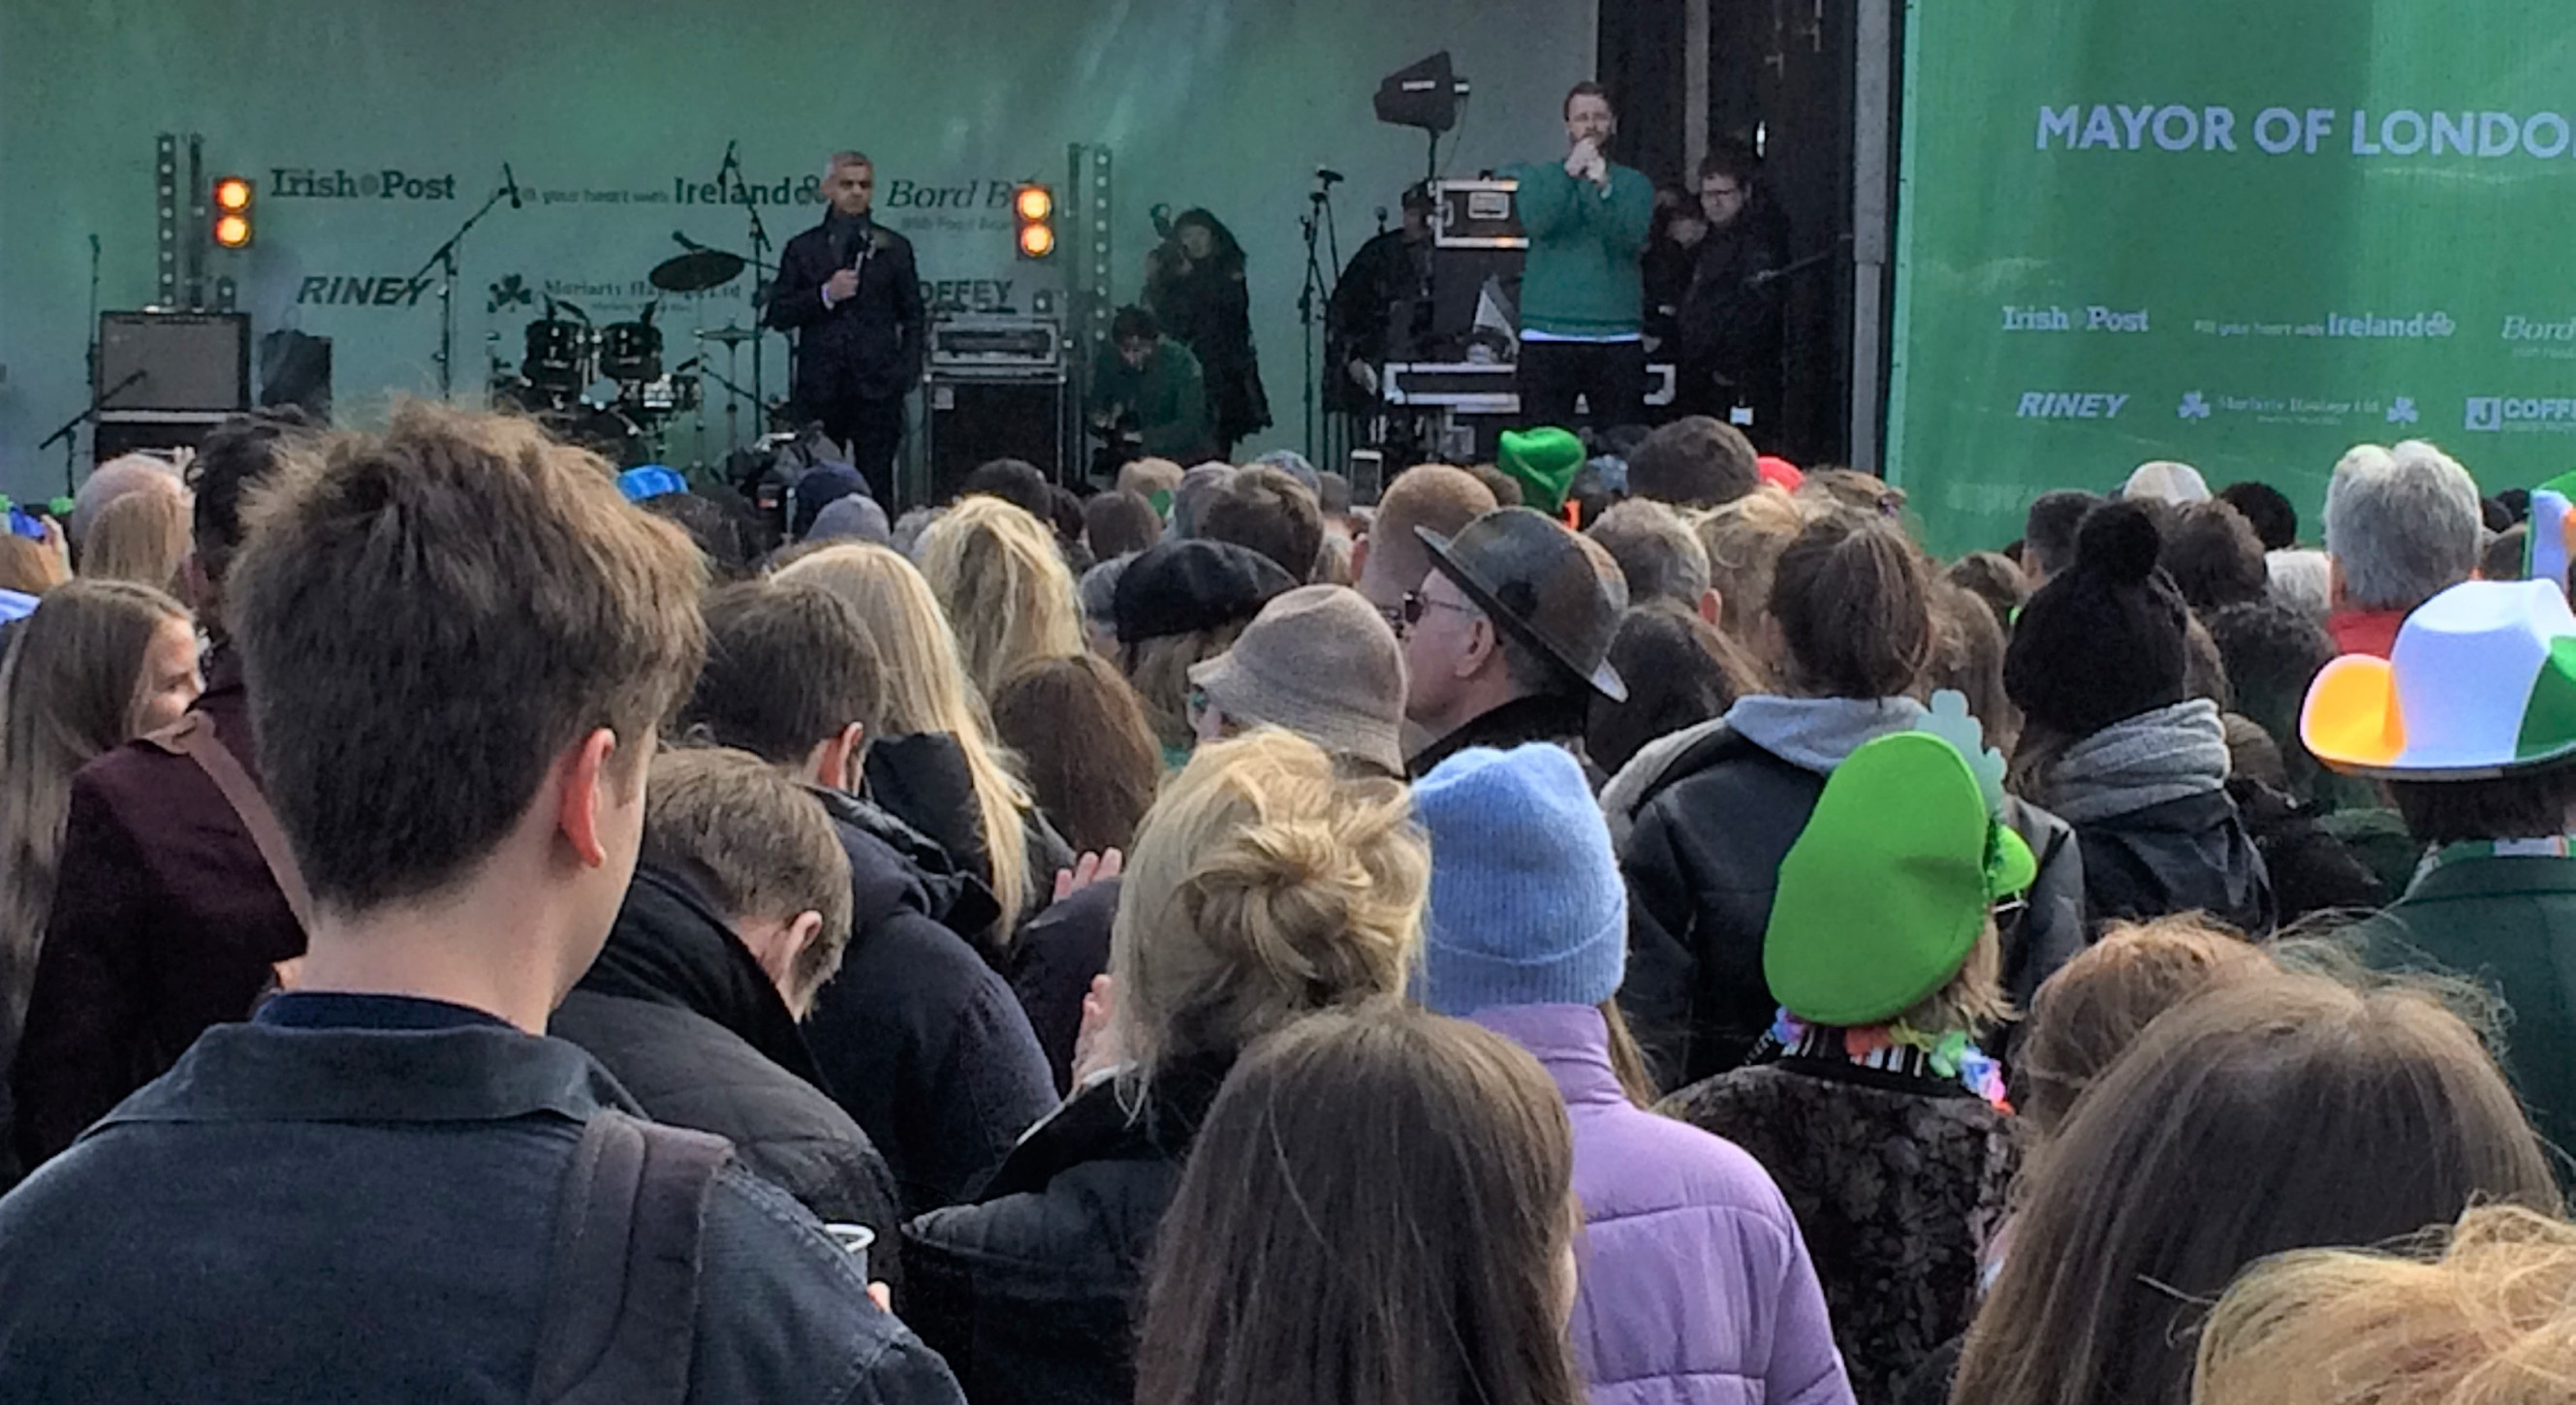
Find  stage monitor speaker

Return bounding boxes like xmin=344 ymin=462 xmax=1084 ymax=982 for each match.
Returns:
xmin=927 ymin=375 xmax=1065 ymax=504
xmin=99 ymin=311 xmax=250 ymax=414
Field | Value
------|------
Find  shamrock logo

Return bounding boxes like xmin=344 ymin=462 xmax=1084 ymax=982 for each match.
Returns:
xmin=2387 ymin=396 xmax=2419 ymax=425
xmin=487 ymin=273 xmax=534 ymax=314
xmin=2177 ymin=390 xmax=2212 ymax=421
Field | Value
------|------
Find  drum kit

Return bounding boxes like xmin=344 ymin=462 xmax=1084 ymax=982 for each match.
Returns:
xmin=485 ymin=242 xmax=776 ymax=466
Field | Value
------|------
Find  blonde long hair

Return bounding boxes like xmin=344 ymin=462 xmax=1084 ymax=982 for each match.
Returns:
xmin=2193 ymin=1204 xmax=2576 ymax=1405
xmin=1109 ymin=728 xmax=1429 ymax=1097
xmin=776 ymin=543 xmax=1039 ymax=937
xmin=914 ymin=494 xmax=1084 ymax=701
xmin=0 ymin=580 xmax=193 ymax=1073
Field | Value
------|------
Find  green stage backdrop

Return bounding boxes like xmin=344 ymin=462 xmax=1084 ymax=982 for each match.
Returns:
xmin=1889 ymin=2 xmax=2576 ymax=553
xmin=0 ymin=1 xmax=1595 ymax=499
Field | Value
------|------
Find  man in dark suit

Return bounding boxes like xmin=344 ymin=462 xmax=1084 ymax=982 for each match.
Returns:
xmin=768 ymin=151 xmax=927 ymax=507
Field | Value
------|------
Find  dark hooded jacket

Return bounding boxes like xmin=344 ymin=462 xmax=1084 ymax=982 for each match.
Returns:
xmin=547 ymin=863 xmax=906 ymax=1295
xmin=801 ymin=787 xmax=1060 ymax=1216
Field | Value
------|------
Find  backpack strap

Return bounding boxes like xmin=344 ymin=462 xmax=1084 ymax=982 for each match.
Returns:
xmin=146 ymin=710 xmax=316 ymax=933
xmin=525 ymin=1111 xmax=734 ymax=1405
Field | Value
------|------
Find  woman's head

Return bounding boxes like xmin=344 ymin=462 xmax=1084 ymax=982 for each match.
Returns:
xmin=2015 ymin=915 xmax=2274 ymax=1138
xmin=1137 ymin=1003 xmax=1584 ymax=1405
xmin=773 ymin=541 xmax=1039 ymax=936
xmin=79 ymin=484 xmax=192 ymax=594
xmin=1766 ymin=510 xmax=1934 ymax=700
xmin=1953 ymin=970 xmax=2561 ymax=1405
xmin=1110 ymin=729 xmax=1428 ymax=1087
xmin=2192 ymin=1204 xmax=2576 ymax=1405
xmin=1585 ymin=601 xmax=1757 ymax=775
xmin=1170 ymin=209 xmax=1242 ymax=269
xmin=1692 ymin=484 xmax=1804 ymax=660
xmin=1927 ymin=578 xmax=2020 ymax=759
xmin=990 ymin=653 xmax=1161 ymax=857
xmin=0 ymin=579 xmax=197 ymax=1042
xmin=913 ymin=493 xmax=1084 ymax=701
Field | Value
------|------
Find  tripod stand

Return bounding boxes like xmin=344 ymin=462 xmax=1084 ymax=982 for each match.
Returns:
xmin=1294 ymin=172 xmax=1344 ymax=463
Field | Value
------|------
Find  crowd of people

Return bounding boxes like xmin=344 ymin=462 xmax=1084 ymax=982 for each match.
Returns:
xmin=1 ymin=398 xmax=2575 ymax=1405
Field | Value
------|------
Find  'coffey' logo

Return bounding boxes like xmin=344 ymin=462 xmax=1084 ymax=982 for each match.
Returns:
xmin=270 ymin=168 xmax=457 ymax=200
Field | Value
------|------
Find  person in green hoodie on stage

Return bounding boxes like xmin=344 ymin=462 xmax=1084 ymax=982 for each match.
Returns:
xmin=1508 ymin=82 xmax=1655 ymax=434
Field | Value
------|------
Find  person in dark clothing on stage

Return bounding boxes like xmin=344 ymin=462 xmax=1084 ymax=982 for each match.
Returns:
xmin=769 ymin=151 xmax=927 ymax=508
xmin=1325 ymin=185 xmax=1436 ymax=412
xmin=1672 ymin=140 xmax=1789 ymax=429
xmin=1145 ymin=210 xmax=1271 ymax=461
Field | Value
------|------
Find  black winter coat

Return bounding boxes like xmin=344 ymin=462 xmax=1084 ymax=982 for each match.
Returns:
xmin=767 ymin=214 xmax=926 ymax=410
xmin=801 ymin=788 xmax=1060 ymax=1216
xmin=2068 ymin=790 xmax=2278 ymax=937
xmin=1618 ymin=727 xmax=2088 ymax=1089
xmin=1007 ymin=879 xmax=1121 ymax=1093
xmin=2229 ymin=778 xmax=2383 ymax=925
xmin=864 ymin=732 xmax=1076 ymax=951
xmin=547 ymin=864 xmax=907 ymax=1296
xmin=901 ymin=1051 xmax=1233 ymax=1405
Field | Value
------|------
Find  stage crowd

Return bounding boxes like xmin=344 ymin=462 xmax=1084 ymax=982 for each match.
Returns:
xmin=0 ymin=404 xmax=2569 ymax=1405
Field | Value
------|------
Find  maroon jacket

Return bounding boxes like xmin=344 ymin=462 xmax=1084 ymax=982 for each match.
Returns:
xmin=10 ymin=651 xmax=302 ymax=1169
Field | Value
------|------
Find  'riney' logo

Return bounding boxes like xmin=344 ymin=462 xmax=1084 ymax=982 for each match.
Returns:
xmin=2016 ymin=392 xmax=2129 ymax=420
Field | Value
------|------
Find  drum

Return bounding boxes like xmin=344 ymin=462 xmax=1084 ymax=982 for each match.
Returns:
xmin=598 ymin=321 xmax=663 ymax=383
xmin=522 ymin=319 xmax=592 ymax=392
xmin=636 ymin=373 xmax=700 ymax=415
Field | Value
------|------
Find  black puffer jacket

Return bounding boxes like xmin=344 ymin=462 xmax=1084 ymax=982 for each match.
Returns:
xmin=901 ymin=1051 xmax=1233 ymax=1405
xmin=802 ymin=788 xmax=1060 ymax=1216
xmin=1618 ymin=723 xmax=2087 ymax=1089
xmin=549 ymin=864 xmax=906 ymax=1295
xmin=1007 ymin=879 xmax=1121 ymax=1093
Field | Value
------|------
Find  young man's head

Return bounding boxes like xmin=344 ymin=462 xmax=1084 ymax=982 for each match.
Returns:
xmin=183 ymin=407 xmax=317 ymax=636
xmin=1563 ymin=81 xmax=1616 ymax=151
xmin=825 ymin=151 xmax=874 ymax=219
xmin=1351 ymin=464 xmax=1497 ymax=625
xmin=676 ymin=578 xmax=886 ymax=792
xmin=1113 ymin=305 xmax=1163 ymax=369
xmin=1697 ymin=140 xmax=1757 ymax=231
xmin=227 ymin=402 xmax=706 ymax=1024
xmin=643 ymin=747 xmax=854 ymax=1019
xmin=1199 ymin=466 xmax=1325 ymax=582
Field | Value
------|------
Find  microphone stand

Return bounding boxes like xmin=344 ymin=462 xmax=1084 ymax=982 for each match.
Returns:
xmin=39 ymin=369 xmax=144 ymax=491
xmin=1294 ymin=171 xmax=1343 ymax=463
xmin=717 ymin=142 xmax=773 ymax=429
xmin=405 ymin=165 xmax=518 ymax=400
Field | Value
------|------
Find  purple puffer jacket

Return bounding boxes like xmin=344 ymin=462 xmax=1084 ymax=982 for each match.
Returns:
xmin=1474 ymin=1004 xmax=1855 ymax=1405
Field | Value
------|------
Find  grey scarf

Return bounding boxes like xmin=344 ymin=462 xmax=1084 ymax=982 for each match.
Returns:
xmin=2045 ymin=699 xmax=2230 ymax=825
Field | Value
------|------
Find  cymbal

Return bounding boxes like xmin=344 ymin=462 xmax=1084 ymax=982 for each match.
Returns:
xmin=695 ymin=325 xmax=762 ymax=346
xmin=649 ymin=249 xmax=746 ymax=294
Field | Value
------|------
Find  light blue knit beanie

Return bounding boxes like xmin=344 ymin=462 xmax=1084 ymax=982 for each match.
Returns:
xmin=1413 ymin=743 xmax=1627 ymax=1015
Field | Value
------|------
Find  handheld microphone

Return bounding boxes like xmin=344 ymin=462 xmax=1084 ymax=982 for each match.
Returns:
xmin=1315 ymin=167 xmax=1346 ymax=185
xmin=502 ymin=163 xmax=523 ymax=209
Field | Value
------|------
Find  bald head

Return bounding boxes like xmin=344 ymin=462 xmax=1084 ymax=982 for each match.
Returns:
xmin=1355 ymin=464 xmax=1498 ymax=613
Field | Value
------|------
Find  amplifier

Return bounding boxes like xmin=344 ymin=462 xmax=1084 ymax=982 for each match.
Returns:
xmin=926 ymin=374 xmax=1066 ymax=502
xmin=99 ymin=311 xmax=250 ymax=413
xmin=929 ymin=316 xmax=1062 ymax=371
xmin=1432 ymin=178 xmax=1524 ymax=250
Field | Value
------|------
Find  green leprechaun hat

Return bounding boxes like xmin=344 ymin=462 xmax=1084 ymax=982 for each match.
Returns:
xmin=1764 ymin=693 xmax=2037 ymax=1029
xmin=1496 ymin=426 xmax=1586 ymax=516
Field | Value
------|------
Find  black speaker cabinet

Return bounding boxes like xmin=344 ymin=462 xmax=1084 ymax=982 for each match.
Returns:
xmin=98 ymin=311 xmax=251 ymax=414
xmin=925 ymin=375 xmax=1065 ymax=504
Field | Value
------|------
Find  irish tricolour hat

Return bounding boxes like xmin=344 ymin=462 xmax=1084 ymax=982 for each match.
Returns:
xmin=2303 ymin=578 xmax=2576 ymax=780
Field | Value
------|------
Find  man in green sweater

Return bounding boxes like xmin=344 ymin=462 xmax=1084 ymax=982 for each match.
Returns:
xmin=1088 ymin=304 xmax=1213 ymax=469
xmin=1508 ymin=82 xmax=1655 ymax=433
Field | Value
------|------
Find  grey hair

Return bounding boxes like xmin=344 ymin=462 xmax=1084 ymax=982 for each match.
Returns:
xmin=2264 ymin=548 xmax=2333 ymax=623
xmin=2323 ymin=441 xmax=2482 ymax=611
xmin=1586 ymin=499 xmax=1711 ymax=609
xmin=1079 ymin=553 xmax=1132 ymax=624
xmin=827 ymin=150 xmax=872 ymax=172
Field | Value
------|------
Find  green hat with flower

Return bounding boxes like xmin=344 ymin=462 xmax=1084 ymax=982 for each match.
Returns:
xmin=1764 ymin=692 xmax=2037 ymax=1029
